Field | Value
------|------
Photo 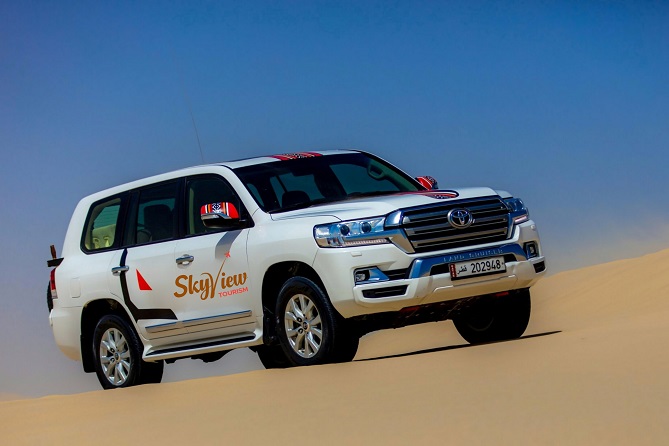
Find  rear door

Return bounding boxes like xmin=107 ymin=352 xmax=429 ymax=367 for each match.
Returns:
xmin=108 ymin=180 xmax=187 ymax=344
xmin=108 ymin=175 xmax=259 ymax=348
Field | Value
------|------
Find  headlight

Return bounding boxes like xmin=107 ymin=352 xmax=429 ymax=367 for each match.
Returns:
xmin=314 ymin=217 xmax=389 ymax=248
xmin=504 ymin=197 xmax=529 ymax=224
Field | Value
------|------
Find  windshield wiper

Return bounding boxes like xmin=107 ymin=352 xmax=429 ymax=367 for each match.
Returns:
xmin=345 ymin=191 xmax=398 ymax=199
xmin=269 ymin=191 xmax=400 ymax=213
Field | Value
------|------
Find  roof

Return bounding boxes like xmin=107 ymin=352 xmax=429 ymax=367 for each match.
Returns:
xmin=216 ymin=149 xmax=360 ymax=169
xmin=78 ymin=149 xmax=363 ymax=203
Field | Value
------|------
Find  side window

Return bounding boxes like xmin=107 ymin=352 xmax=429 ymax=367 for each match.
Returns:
xmin=186 ymin=176 xmax=241 ymax=236
xmin=134 ymin=182 xmax=178 ymax=244
xmin=82 ymin=197 xmax=123 ymax=252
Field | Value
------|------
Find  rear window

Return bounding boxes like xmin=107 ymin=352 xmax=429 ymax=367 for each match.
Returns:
xmin=82 ymin=197 xmax=123 ymax=251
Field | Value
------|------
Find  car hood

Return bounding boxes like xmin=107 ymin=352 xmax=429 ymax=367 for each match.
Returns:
xmin=270 ymin=187 xmax=501 ymax=222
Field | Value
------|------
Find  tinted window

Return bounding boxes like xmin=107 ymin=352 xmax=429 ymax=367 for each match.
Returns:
xmin=82 ymin=197 xmax=123 ymax=251
xmin=186 ymin=176 xmax=241 ymax=236
xmin=233 ymin=153 xmax=421 ymax=212
xmin=134 ymin=182 xmax=178 ymax=244
xmin=331 ymin=161 xmax=401 ymax=194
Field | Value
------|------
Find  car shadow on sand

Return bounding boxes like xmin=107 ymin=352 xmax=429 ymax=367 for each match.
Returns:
xmin=356 ymin=330 xmax=562 ymax=362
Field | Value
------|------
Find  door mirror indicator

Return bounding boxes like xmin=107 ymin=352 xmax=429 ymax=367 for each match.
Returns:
xmin=200 ymin=202 xmax=241 ymax=228
xmin=416 ymin=176 xmax=439 ymax=190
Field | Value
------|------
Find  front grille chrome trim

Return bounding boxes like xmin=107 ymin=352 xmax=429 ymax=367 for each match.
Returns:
xmin=395 ymin=196 xmax=511 ymax=253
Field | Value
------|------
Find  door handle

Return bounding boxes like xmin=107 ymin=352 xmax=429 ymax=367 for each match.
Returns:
xmin=176 ymin=254 xmax=195 ymax=265
xmin=111 ymin=265 xmax=129 ymax=276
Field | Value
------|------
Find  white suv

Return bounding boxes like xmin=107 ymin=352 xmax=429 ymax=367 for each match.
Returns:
xmin=47 ymin=150 xmax=546 ymax=389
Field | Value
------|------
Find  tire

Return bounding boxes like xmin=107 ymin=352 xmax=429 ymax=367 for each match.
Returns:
xmin=331 ymin=332 xmax=359 ymax=363
xmin=453 ymin=289 xmax=531 ymax=344
xmin=256 ymin=344 xmax=291 ymax=369
xmin=92 ymin=314 xmax=163 ymax=389
xmin=275 ymin=277 xmax=359 ymax=367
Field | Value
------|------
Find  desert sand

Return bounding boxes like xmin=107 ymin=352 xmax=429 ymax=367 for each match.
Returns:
xmin=2 ymin=249 xmax=669 ymax=445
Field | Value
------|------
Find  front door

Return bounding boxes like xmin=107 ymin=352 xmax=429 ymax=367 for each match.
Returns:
xmin=170 ymin=174 xmax=258 ymax=339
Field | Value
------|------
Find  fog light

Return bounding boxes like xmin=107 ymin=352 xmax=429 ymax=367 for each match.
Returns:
xmin=354 ymin=271 xmax=369 ymax=283
xmin=354 ymin=267 xmax=390 ymax=284
xmin=524 ymin=242 xmax=538 ymax=259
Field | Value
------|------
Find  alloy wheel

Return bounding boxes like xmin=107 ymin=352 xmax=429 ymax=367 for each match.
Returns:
xmin=99 ymin=328 xmax=132 ymax=386
xmin=284 ymin=294 xmax=322 ymax=358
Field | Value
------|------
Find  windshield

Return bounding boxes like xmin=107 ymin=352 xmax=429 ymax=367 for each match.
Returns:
xmin=233 ymin=153 xmax=423 ymax=213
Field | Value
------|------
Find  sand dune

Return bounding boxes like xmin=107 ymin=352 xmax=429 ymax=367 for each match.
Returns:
xmin=2 ymin=249 xmax=669 ymax=445
xmin=0 ymin=393 xmax=25 ymax=402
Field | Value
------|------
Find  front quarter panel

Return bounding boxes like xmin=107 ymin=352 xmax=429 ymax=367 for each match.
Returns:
xmin=246 ymin=212 xmax=335 ymax=294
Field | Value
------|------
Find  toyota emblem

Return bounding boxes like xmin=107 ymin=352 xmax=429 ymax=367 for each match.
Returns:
xmin=447 ymin=208 xmax=473 ymax=229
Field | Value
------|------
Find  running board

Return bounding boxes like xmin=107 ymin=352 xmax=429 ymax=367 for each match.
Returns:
xmin=146 ymin=310 xmax=253 ymax=335
xmin=145 ymin=333 xmax=256 ymax=361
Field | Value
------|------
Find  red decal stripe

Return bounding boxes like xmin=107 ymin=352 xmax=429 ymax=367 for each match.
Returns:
xmin=136 ymin=270 xmax=152 ymax=291
xmin=224 ymin=202 xmax=240 ymax=218
xmin=270 ymin=152 xmax=322 ymax=160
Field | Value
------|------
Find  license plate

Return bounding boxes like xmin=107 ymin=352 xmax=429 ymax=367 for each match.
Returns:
xmin=450 ymin=256 xmax=506 ymax=279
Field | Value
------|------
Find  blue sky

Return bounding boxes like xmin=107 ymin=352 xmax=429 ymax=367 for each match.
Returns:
xmin=1 ymin=1 xmax=668 ymax=397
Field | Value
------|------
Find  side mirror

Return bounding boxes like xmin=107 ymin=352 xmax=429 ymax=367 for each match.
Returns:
xmin=200 ymin=202 xmax=241 ymax=229
xmin=415 ymin=176 xmax=439 ymax=190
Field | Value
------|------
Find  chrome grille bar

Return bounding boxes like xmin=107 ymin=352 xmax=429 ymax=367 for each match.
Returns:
xmin=399 ymin=196 xmax=511 ymax=253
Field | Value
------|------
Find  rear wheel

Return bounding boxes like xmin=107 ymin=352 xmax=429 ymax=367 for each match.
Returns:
xmin=275 ymin=277 xmax=358 ymax=366
xmin=453 ymin=290 xmax=531 ymax=344
xmin=92 ymin=314 xmax=163 ymax=389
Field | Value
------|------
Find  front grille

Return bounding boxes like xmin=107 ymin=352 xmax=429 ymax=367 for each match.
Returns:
xmin=400 ymin=196 xmax=510 ymax=253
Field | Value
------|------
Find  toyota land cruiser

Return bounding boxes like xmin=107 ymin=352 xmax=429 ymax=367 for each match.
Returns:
xmin=47 ymin=150 xmax=546 ymax=389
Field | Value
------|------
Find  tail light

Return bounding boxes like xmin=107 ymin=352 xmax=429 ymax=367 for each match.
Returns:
xmin=49 ymin=268 xmax=58 ymax=300
xmin=48 ymin=245 xmax=61 ymax=301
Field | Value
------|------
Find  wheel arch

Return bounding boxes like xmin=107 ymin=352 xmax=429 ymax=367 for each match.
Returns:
xmin=80 ymin=299 xmax=134 ymax=373
xmin=261 ymin=261 xmax=329 ymax=344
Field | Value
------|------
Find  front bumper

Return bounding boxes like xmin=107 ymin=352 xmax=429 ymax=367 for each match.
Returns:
xmin=313 ymin=220 xmax=545 ymax=318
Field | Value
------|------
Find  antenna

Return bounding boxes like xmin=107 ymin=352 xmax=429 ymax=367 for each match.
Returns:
xmin=171 ymin=49 xmax=206 ymax=164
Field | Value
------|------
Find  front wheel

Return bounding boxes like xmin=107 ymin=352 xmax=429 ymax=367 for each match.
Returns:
xmin=255 ymin=344 xmax=291 ymax=369
xmin=276 ymin=277 xmax=358 ymax=367
xmin=453 ymin=289 xmax=531 ymax=344
xmin=92 ymin=314 xmax=163 ymax=389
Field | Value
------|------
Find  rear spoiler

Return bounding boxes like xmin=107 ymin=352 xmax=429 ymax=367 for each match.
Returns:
xmin=47 ymin=244 xmax=63 ymax=268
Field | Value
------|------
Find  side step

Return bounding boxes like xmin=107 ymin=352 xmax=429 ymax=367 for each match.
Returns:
xmin=145 ymin=333 xmax=256 ymax=361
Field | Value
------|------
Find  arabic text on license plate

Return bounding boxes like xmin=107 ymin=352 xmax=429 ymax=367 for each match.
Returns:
xmin=450 ymin=256 xmax=506 ymax=279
